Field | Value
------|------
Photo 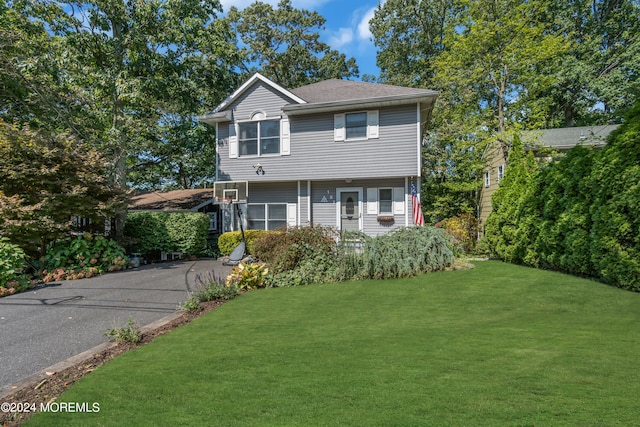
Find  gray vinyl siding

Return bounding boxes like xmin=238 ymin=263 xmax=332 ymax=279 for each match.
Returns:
xmin=248 ymin=181 xmax=297 ymax=204
xmin=238 ymin=178 xmax=417 ymax=235
xmin=217 ymin=104 xmax=420 ymax=182
xmin=310 ymin=178 xmax=412 ymax=235
xmin=227 ymin=82 xmax=294 ymax=122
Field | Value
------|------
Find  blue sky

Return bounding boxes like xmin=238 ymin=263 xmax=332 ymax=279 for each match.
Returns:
xmin=219 ymin=0 xmax=383 ymax=79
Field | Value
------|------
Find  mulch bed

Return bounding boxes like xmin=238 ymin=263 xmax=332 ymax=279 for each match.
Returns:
xmin=1 ymin=300 xmax=225 ymax=427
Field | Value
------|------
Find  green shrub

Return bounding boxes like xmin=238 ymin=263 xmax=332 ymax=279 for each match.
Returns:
xmin=217 ymin=230 xmax=270 ymax=256
xmin=589 ymin=107 xmax=640 ymax=291
xmin=261 ymin=226 xmax=454 ymax=287
xmin=125 ymin=212 xmax=209 ymax=257
xmin=42 ymin=233 xmax=129 ymax=281
xmin=484 ymin=104 xmax=640 ymax=291
xmin=0 ymin=238 xmax=31 ymax=296
xmin=484 ymin=134 xmax=541 ymax=265
xmin=253 ymin=226 xmax=336 ymax=273
xmin=181 ymin=269 xmax=240 ymax=310
xmin=124 ymin=212 xmax=172 ymax=255
xmin=361 ymin=226 xmax=455 ymax=279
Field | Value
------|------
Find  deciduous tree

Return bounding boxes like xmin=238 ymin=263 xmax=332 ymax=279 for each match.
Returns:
xmin=0 ymin=120 xmax=126 ymax=257
xmin=226 ymin=0 xmax=359 ymax=88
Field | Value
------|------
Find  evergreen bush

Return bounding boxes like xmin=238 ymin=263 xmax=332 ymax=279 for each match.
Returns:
xmin=217 ymin=230 xmax=270 ymax=256
xmin=484 ymin=103 xmax=640 ymax=290
xmin=125 ymin=211 xmax=209 ymax=257
xmin=361 ymin=227 xmax=455 ymax=279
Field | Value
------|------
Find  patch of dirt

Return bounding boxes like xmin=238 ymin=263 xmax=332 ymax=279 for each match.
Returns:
xmin=0 ymin=300 xmax=225 ymax=427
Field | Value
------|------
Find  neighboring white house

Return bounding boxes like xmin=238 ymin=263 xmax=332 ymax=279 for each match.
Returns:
xmin=200 ymin=73 xmax=438 ymax=236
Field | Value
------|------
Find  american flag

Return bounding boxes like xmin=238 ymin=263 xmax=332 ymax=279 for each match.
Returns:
xmin=411 ymin=182 xmax=425 ymax=226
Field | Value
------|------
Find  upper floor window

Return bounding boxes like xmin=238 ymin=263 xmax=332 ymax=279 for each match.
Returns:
xmin=334 ymin=110 xmax=379 ymax=141
xmin=228 ymin=118 xmax=290 ymax=159
xmin=238 ymin=120 xmax=280 ymax=157
xmin=346 ymin=112 xmax=367 ymax=139
xmin=484 ymin=171 xmax=491 ymax=187
xmin=497 ymin=164 xmax=505 ymax=183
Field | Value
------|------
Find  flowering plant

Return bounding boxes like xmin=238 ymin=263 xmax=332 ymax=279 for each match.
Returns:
xmin=226 ymin=262 xmax=269 ymax=290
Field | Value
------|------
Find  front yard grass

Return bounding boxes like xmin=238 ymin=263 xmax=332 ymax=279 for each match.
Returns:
xmin=27 ymin=261 xmax=640 ymax=426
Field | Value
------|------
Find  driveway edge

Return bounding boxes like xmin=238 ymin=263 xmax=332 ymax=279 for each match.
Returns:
xmin=0 ymin=310 xmax=185 ymax=400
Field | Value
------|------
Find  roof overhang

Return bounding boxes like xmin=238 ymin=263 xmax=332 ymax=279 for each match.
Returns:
xmin=282 ymin=92 xmax=438 ymax=116
xmin=198 ymin=110 xmax=233 ymax=125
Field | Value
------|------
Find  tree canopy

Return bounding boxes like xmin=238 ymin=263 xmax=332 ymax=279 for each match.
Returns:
xmin=0 ymin=120 xmax=126 ymax=257
xmin=226 ymin=0 xmax=359 ymax=88
xmin=370 ymin=0 xmax=640 ymax=224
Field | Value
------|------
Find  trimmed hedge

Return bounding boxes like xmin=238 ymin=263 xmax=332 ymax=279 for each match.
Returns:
xmin=125 ymin=212 xmax=209 ymax=257
xmin=485 ymin=103 xmax=640 ymax=291
xmin=217 ymin=230 xmax=271 ymax=256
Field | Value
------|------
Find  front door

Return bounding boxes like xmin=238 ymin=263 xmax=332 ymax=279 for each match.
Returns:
xmin=340 ymin=191 xmax=360 ymax=231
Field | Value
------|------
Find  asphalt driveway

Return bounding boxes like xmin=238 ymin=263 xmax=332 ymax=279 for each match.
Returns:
xmin=0 ymin=259 xmax=231 ymax=395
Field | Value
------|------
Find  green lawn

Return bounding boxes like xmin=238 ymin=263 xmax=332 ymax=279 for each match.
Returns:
xmin=27 ymin=261 xmax=640 ymax=426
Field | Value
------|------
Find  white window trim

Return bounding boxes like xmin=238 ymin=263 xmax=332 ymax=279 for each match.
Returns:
xmin=497 ymin=164 xmax=505 ymax=183
xmin=484 ymin=171 xmax=491 ymax=187
xmin=246 ymin=203 xmax=289 ymax=231
xmin=378 ymin=187 xmax=394 ymax=215
xmin=336 ymin=187 xmax=363 ymax=231
xmin=366 ymin=186 xmax=405 ymax=216
xmin=334 ymin=110 xmax=379 ymax=142
xmin=230 ymin=117 xmax=289 ymax=159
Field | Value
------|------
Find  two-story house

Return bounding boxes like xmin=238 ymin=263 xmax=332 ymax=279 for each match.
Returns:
xmin=199 ymin=73 xmax=438 ymax=236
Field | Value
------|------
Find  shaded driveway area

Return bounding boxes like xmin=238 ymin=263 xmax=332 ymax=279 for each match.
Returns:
xmin=0 ymin=260 xmax=231 ymax=394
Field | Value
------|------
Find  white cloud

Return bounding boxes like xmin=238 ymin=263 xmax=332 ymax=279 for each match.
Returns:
xmin=328 ymin=28 xmax=354 ymax=49
xmin=356 ymin=6 xmax=376 ymax=41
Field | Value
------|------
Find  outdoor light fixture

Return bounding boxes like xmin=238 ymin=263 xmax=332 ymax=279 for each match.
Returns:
xmin=253 ymin=163 xmax=265 ymax=175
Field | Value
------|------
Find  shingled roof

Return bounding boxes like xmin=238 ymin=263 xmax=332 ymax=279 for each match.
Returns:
xmin=129 ymin=189 xmax=214 ymax=211
xmin=199 ymin=73 xmax=438 ymax=124
xmin=523 ymin=124 xmax=620 ymax=150
xmin=290 ymin=79 xmax=437 ymax=104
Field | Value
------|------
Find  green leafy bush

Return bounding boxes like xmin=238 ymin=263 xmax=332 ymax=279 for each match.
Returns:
xmin=589 ymin=109 xmax=640 ymax=290
xmin=42 ymin=233 xmax=129 ymax=281
xmin=253 ymin=226 xmax=336 ymax=273
xmin=104 ymin=318 xmax=141 ymax=344
xmin=217 ymin=230 xmax=270 ymax=256
xmin=0 ymin=238 xmax=31 ymax=296
xmin=226 ymin=262 xmax=269 ymax=290
xmin=125 ymin=212 xmax=210 ymax=257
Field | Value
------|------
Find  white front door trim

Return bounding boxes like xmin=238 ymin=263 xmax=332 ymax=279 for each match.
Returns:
xmin=336 ymin=187 xmax=363 ymax=231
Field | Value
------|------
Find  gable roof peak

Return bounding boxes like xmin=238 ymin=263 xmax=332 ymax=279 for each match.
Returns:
xmin=213 ymin=72 xmax=306 ymax=114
